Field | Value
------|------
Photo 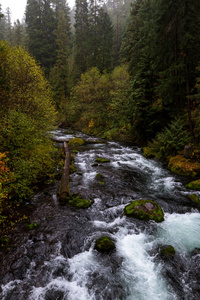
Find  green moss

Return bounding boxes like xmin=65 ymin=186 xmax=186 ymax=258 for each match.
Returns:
xmin=95 ymin=173 xmax=104 ymax=180
xmin=168 ymin=155 xmax=200 ymax=177
xmin=69 ymin=163 xmax=76 ymax=174
xmin=92 ymin=163 xmax=98 ymax=167
xmin=0 ymin=236 xmax=14 ymax=252
xmin=68 ymin=138 xmax=85 ymax=147
xmin=68 ymin=195 xmax=92 ymax=208
xmin=27 ymin=222 xmax=40 ymax=230
xmin=72 ymin=150 xmax=79 ymax=154
xmin=186 ymin=180 xmax=200 ymax=191
xmin=143 ymin=147 xmax=155 ymax=158
xmin=124 ymin=199 xmax=164 ymax=222
xmin=95 ymin=157 xmax=110 ymax=163
xmin=160 ymin=245 xmax=175 ymax=257
xmin=95 ymin=236 xmax=115 ymax=253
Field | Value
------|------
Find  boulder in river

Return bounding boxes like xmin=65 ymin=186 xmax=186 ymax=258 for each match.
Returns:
xmin=186 ymin=179 xmax=200 ymax=191
xmin=160 ymin=245 xmax=176 ymax=258
xmin=187 ymin=193 xmax=200 ymax=209
xmin=68 ymin=195 xmax=92 ymax=208
xmin=124 ymin=199 xmax=164 ymax=222
xmin=95 ymin=236 xmax=115 ymax=253
xmin=68 ymin=138 xmax=85 ymax=147
xmin=168 ymin=155 xmax=200 ymax=177
xmin=95 ymin=157 xmax=110 ymax=163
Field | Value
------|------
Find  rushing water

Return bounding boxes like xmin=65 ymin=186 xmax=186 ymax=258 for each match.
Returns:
xmin=1 ymin=129 xmax=200 ymax=300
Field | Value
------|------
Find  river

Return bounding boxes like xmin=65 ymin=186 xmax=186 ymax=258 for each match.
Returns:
xmin=0 ymin=128 xmax=200 ymax=300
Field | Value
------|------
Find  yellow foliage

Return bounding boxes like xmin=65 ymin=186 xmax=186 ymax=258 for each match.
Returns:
xmin=89 ymin=118 xmax=94 ymax=128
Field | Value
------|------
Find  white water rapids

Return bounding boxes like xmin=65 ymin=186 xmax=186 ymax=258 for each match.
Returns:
xmin=1 ymin=129 xmax=200 ymax=300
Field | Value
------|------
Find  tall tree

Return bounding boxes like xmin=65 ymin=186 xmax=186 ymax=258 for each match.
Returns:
xmin=49 ymin=6 xmax=71 ymax=107
xmin=4 ymin=7 xmax=13 ymax=43
xmin=74 ymin=0 xmax=89 ymax=78
xmin=0 ymin=4 xmax=5 ymax=40
xmin=12 ymin=19 xmax=27 ymax=47
xmin=25 ymin=0 xmax=57 ymax=74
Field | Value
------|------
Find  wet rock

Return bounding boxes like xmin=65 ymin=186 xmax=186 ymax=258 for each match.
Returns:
xmin=160 ymin=245 xmax=176 ymax=258
xmin=168 ymin=155 xmax=200 ymax=177
xmin=95 ymin=236 xmax=115 ymax=253
xmin=68 ymin=195 xmax=93 ymax=208
xmin=124 ymin=199 xmax=164 ymax=222
xmin=11 ymin=256 xmax=31 ymax=280
xmin=187 ymin=194 xmax=200 ymax=209
xmin=95 ymin=157 xmax=110 ymax=163
xmin=191 ymin=248 xmax=200 ymax=256
xmin=44 ymin=289 xmax=65 ymax=300
xmin=186 ymin=179 xmax=200 ymax=191
xmin=68 ymin=138 xmax=85 ymax=147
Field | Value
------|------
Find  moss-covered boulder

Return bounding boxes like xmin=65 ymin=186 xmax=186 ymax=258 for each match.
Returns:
xmin=187 ymin=193 xmax=200 ymax=208
xmin=124 ymin=199 xmax=164 ymax=222
xmin=68 ymin=138 xmax=85 ymax=147
xmin=168 ymin=155 xmax=200 ymax=177
xmin=95 ymin=173 xmax=104 ymax=180
xmin=95 ymin=157 xmax=110 ymax=163
xmin=186 ymin=180 xmax=200 ymax=191
xmin=95 ymin=236 xmax=115 ymax=253
xmin=160 ymin=245 xmax=175 ymax=257
xmin=68 ymin=195 xmax=92 ymax=209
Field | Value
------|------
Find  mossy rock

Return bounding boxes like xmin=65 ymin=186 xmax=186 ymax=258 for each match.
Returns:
xmin=143 ymin=147 xmax=155 ymax=158
xmin=186 ymin=180 xmax=200 ymax=191
xmin=191 ymin=248 xmax=200 ymax=256
xmin=95 ymin=173 xmax=104 ymax=180
xmin=95 ymin=236 xmax=115 ymax=253
xmin=160 ymin=245 xmax=175 ymax=257
xmin=68 ymin=138 xmax=85 ymax=147
xmin=68 ymin=195 xmax=92 ymax=209
xmin=92 ymin=163 xmax=98 ymax=167
xmin=124 ymin=199 xmax=164 ymax=222
xmin=26 ymin=222 xmax=40 ymax=230
xmin=95 ymin=157 xmax=110 ymax=163
xmin=72 ymin=150 xmax=79 ymax=154
xmin=168 ymin=155 xmax=200 ymax=177
xmin=187 ymin=193 xmax=200 ymax=207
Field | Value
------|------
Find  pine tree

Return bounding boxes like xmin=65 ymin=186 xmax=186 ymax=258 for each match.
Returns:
xmin=4 ymin=7 xmax=13 ymax=43
xmin=74 ymin=0 xmax=89 ymax=79
xmin=0 ymin=4 xmax=5 ymax=40
xmin=12 ymin=20 xmax=27 ymax=47
xmin=49 ymin=6 xmax=71 ymax=108
xmin=26 ymin=0 xmax=57 ymax=74
xmin=96 ymin=8 xmax=113 ymax=71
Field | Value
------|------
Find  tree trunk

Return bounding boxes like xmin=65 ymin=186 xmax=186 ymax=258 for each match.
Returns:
xmin=59 ymin=141 xmax=71 ymax=202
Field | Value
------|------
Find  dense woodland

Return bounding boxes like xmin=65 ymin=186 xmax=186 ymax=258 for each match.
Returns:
xmin=1 ymin=0 xmax=200 ymax=235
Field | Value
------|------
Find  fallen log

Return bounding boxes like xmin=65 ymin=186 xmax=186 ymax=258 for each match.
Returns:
xmin=51 ymin=136 xmax=106 ymax=144
xmin=59 ymin=141 xmax=71 ymax=202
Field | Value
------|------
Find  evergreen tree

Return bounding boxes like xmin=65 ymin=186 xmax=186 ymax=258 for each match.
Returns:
xmin=96 ymin=8 xmax=113 ymax=71
xmin=105 ymin=0 xmax=131 ymax=66
xmin=4 ymin=7 xmax=13 ymax=43
xmin=0 ymin=4 xmax=5 ymax=40
xmin=12 ymin=20 xmax=27 ymax=47
xmin=49 ymin=6 xmax=71 ymax=108
xmin=26 ymin=0 xmax=57 ymax=74
xmin=74 ymin=0 xmax=89 ymax=78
